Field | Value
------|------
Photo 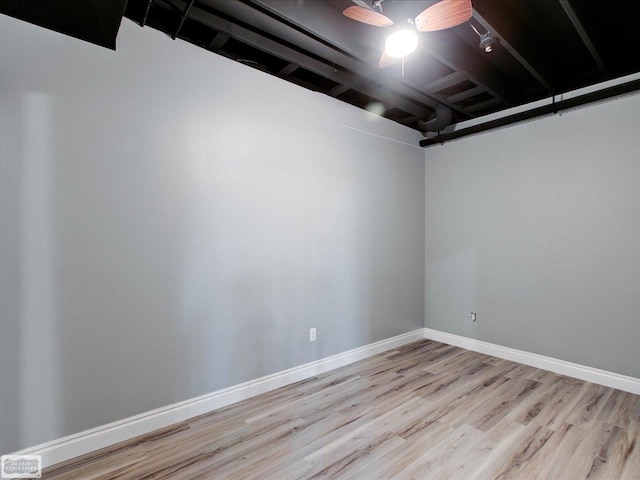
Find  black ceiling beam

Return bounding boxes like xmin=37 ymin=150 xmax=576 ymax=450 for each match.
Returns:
xmin=558 ymin=0 xmax=608 ymax=75
xmin=246 ymin=0 xmax=513 ymax=121
xmin=447 ymin=86 xmax=484 ymax=104
xmin=141 ymin=0 xmax=154 ymax=27
xmin=471 ymin=8 xmax=553 ymax=92
xmin=278 ymin=63 xmax=298 ymax=77
xmin=151 ymin=1 xmax=434 ymax=120
xmin=420 ymin=78 xmax=640 ymax=147
xmin=399 ymin=115 xmax=419 ymax=125
xmin=240 ymin=0 xmax=470 ymax=116
xmin=194 ymin=0 xmax=470 ymax=117
xmin=328 ymin=85 xmax=351 ymax=97
xmin=172 ymin=0 xmax=196 ymax=39
xmin=159 ymin=0 xmax=182 ymax=15
xmin=0 ymin=0 xmax=128 ymax=50
xmin=207 ymin=31 xmax=229 ymax=52
xmin=464 ymin=97 xmax=502 ymax=114
xmin=423 ymin=72 xmax=467 ymax=93
xmin=420 ymin=30 xmax=515 ymax=106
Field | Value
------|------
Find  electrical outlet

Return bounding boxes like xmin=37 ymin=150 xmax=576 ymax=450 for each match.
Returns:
xmin=309 ymin=327 xmax=316 ymax=342
xmin=471 ymin=312 xmax=477 ymax=322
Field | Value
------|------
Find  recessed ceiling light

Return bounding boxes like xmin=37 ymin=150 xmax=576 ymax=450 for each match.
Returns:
xmin=385 ymin=30 xmax=418 ymax=58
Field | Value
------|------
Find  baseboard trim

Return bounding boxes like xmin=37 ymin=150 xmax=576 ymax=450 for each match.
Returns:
xmin=422 ymin=327 xmax=640 ymax=395
xmin=13 ymin=328 xmax=425 ymax=469
xmin=19 ymin=327 xmax=640 ymax=469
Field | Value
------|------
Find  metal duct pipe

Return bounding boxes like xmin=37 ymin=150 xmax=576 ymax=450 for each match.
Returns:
xmin=418 ymin=105 xmax=452 ymax=134
xmin=420 ymin=77 xmax=640 ymax=147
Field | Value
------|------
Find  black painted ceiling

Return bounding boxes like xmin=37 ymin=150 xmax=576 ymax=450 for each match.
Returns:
xmin=5 ymin=1 xmax=640 ymax=144
xmin=1 ymin=0 xmax=128 ymax=49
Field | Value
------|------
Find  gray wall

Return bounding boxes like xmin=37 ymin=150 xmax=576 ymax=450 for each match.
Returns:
xmin=425 ymin=92 xmax=640 ymax=379
xmin=0 ymin=16 xmax=425 ymax=454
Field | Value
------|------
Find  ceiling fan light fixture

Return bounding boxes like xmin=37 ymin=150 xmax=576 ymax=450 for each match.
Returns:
xmin=384 ymin=29 xmax=418 ymax=58
xmin=479 ymin=32 xmax=495 ymax=53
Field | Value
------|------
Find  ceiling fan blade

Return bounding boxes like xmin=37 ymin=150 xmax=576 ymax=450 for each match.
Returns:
xmin=414 ymin=0 xmax=472 ymax=32
xmin=378 ymin=50 xmax=399 ymax=68
xmin=343 ymin=6 xmax=394 ymax=27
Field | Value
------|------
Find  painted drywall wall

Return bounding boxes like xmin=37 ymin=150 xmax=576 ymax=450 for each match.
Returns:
xmin=0 ymin=16 xmax=425 ymax=454
xmin=425 ymin=91 xmax=640 ymax=378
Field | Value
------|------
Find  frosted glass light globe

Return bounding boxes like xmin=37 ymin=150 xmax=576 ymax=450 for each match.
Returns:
xmin=385 ymin=30 xmax=418 ymax=58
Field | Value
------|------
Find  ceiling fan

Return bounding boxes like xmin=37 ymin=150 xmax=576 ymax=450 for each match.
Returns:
xmin=339 ymin=0 xmax=473 ymax=67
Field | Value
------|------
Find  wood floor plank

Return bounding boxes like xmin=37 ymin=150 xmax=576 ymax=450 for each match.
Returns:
xmin=42 ymin=340 xmax=640 ymax=480
xmin=426 ymin=416 xmax=529 ymax=479
xmin=541 ymin=379 xmax=591 ymax=431
xmin=562 ymin=421 xmax=625 ymax=480
xmin=303 ymin=397 xmax=422 ymax=464
xmin=619 ymin=420 xmax=640 ymax=480
xmin=389 ymin=423 xmax=483 ymax=479
xmin=420 ymin=374 xmax=513 ymax=429
xmin=518 ymin=422 xmax=585 ymax=480
xmin=525 ymin=367 xmax=563 ymax=384
xmin=504 ymin=363 xmax=541 ymax=380
xmin=565 ymin=383 xmax=614 ymax=430
xmin=468 ymin=378 xmax=541 ymax=432
xmin=531 ymin=377 xmax=586 ymax=430
xmin=605 ymin=390 xmax=640 ymax=428
xmin=305 ymin=432 xmax=405 ymax=479
xmin=482 ymin=423 xmax=554 ymax=480
xmin=503 ymin=373 xmax=567 ymax=427
xmin=365 ymin=420 xmax=456 ymax=479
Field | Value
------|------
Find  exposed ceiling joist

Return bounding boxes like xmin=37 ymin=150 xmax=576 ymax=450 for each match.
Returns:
xmin=400 ymin=115 xmax=419 ymax=125
xmin=471 ymin=8 xmax=553 ymax=92
xmin=172 ymin=0 xmax=195 ymax=39
xmin=207 ymin=31 xmax=229 ymax=52
xmin=142 ymin=0 xmax=154 ymax=27
xmin=465 ymin=97 xmax=502 ymax=113
xmin=7 ymin=0 xmax=640 ymax=142
xmin=447 ymin=85 xmax=484 ymax=103
xmin=328 ymin=84 xmax=351 ymax=97
xmin=420 ymin=30 xmax=514 ymax=106
xmin=420 ymin=76 xmax=640 ymax=147
xmin=423 ymin=71 xmax=467 ymax=93
xmin=278 ymin=63 xmax=298 ymax=77
xmin=153 ymin=1 xmax=437 ymax=119
xmin=160 ymin=0 xmax=182 ymax=16
xmin=193 ymin=0 xmax=457 ymax=114
xmin=0 ymin=0 xmax=128 ymax=49
xmin=116 ymin=0 xmax=640 ymax=141
xmin=558 ymin=0 xmax=608 ymax=75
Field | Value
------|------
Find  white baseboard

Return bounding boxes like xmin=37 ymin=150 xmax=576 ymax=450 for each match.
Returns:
xmin=18 ymin=327 xmax=640 ymax=470
xmin=422 ymin=327 xmax=640 ymax=395
xmin=14 ymin=328 xmax=425 ymax=469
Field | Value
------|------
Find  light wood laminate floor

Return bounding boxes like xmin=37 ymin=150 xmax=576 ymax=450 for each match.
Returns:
xmin=44 ymin=340 xmax=640 ymax=479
